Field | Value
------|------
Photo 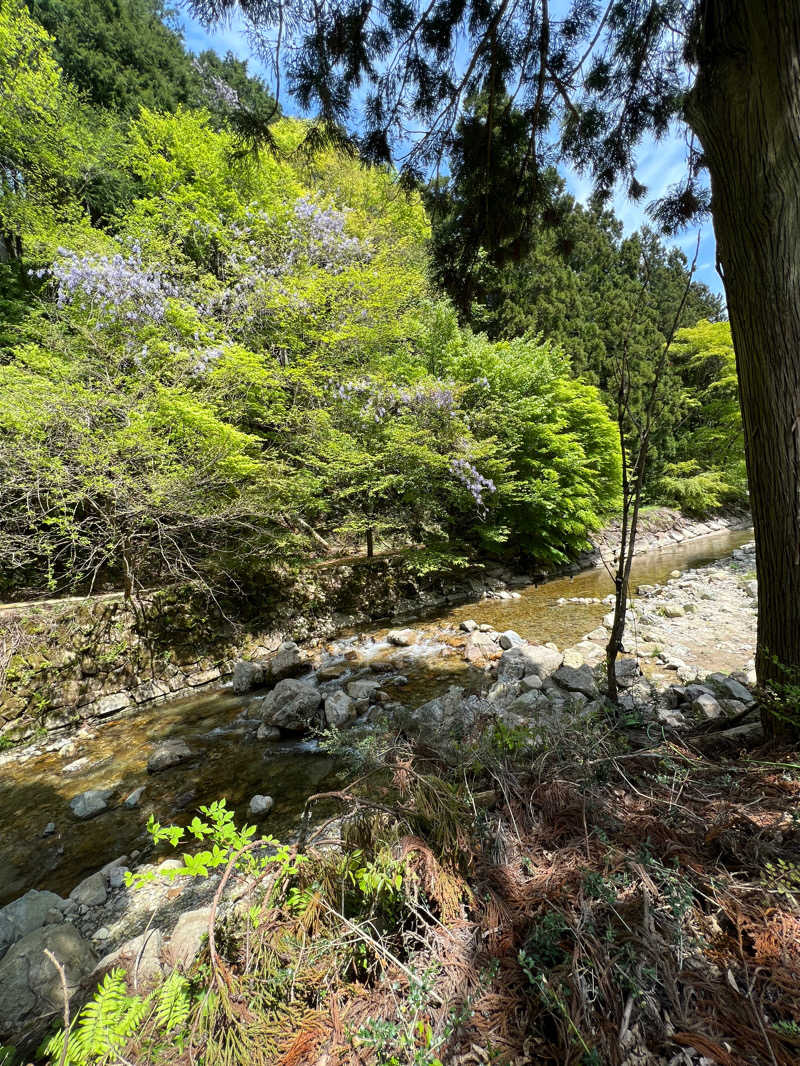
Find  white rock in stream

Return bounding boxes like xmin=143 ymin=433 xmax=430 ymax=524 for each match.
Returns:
xmin=498 ymin=630 xmax=524 ymax=650
xmin=248 ymin=795 xmax=274 ymax=816
xmin=386 ymin=628 xmax=419 ymax=646
xmin=497 ymin=644 xmax=563 ymax=682
xmin=325 ymin=690 xmax=356 ymax=727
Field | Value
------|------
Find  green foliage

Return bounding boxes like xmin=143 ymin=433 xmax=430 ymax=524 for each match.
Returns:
xmin=28 ymin=0 xmax=277 ymax=122
xmin=42 ymin=968 xmax=192 ymax=1065
xmin=355 ymin=965 xmax=477 ymax=1066
xmin=0 ymin=0 xmax=87 ymax=255
xmin=125 ymin=799 xmax=303 ymax=890
xmin=657 ymin=320 xmax=747 ymax=513
xmin=2 ymin=69 xmax=622 ymax=597
xmin=428 ymin=97 xmax=733 ymax=505
xmin=757 ymin=658 xmax=800 ymax=734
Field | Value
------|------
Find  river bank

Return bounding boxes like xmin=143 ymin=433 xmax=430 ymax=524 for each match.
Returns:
xmin=0 ymin=532 xmax=771 ymax=1054
xmin=0 ymin=509 xmax=750 ymax=746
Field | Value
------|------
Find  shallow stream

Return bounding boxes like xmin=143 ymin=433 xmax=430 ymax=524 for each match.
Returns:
xmin=0 ymin=526 xmax=752 ymax=906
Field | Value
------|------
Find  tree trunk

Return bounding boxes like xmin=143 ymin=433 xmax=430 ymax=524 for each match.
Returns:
xmin=366 ymin=527 xmax=374 ymax=558
xmin=687 ymin=0 xmax=800 ymax=740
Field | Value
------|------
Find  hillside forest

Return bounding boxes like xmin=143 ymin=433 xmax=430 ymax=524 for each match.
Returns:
xmin=0 ymin=0 xmax=743 ymax=601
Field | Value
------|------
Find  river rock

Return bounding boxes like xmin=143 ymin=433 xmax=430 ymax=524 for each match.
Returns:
xmin=147 ymin=738 xmax=194 ymax=774
xmin=259 ymin=678 xmax=322 ymax=730
xmin=561 ymin=648 xmax=585 ymax=669
xmin=248 ymin=794 xmax=274 ymax=816
xmin=552 ymin=664 xmax=599 ymax=700
xmin=0 ymin=890 xmax=67 ymax=961
xmin=268 ymin=641 xmax=308 ymax=683
xmin=459 ymin=619 xmax=478 ymax=632
xmin=498 ymin=630 xmax=524 ymax=650
xmin=0 ymin=923 xmax=96 ymax=1045
xmin=692 ymin=693 xmax=723 ymax=719
xmin=124 ymin=786 xmax=145 ymax=808
xmin=95 ymin=927 xmax=164 ymax=987
xmin=325 ymin=689 xmax=356 ymax=727
xmin=42 ymin=822 xmax=56 ymax=837
xmin=232 ymin=660 xmax=266 ymax=694
xmin=346 ymin=679 xmax=381 ymax=701
xmin=256 ymin=723 xmax=281 ymax=741
xmin=401 ymin=686 xmax=478 ymax=760
xmin=708 ymin=673 xmax=754 ymax=704
xmin=386 ymin=628 xmax=418 ymax=646
xmin=663 ymin=603 xmax=685 ymax=618
xmin=108 ymin=866 xmax=129 ymax=890
xmin=69 ymin=872 xmax=107 ymax=908
xmin=520 ymin=674 xmax=543 ymax=692
xmin=585 ymin=627 xmax=608 ymax=644
xmin=316 ymin=663 xmax=348 ymax=681
xmin=685 ymin=683 xmax=713 ymax=702
xmin=498 ymin=644 xmax=563 ymax=682
xmin=69 ymin=787 xmax=113 ymax=819
xmin=614 ymin=658 xmax=642 ymax=688
xmin=168 ymin=906 xmax=212 ymax=969
xmin=463 ymin=631 xmax=498 ymax=663
xmin=745 ymin=580 xmax=758 ymax=600
xmin=487 ymin=680 xmax=520 ymax=705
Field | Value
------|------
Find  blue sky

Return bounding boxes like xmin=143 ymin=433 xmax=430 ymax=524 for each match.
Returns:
xmin=179 ymin=7 xmax=722 ymax=300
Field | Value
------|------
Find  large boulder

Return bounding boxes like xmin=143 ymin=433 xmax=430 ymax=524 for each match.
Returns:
xmin=0 ymin=890 xmax=67 ymax=961
xmin=147 ymin=738 xmax=194 ymax=774
xmin=552 ymin=664 xmax=599 ymax=700
xmin=268 ymin=641 xmax=308 ymax=683
xmin=497 ymin=644 xmax=563 ymax=682
xmin=0 ymin=923 xmax=96 ymax=1045
xmin=258 ymin=678 xmax=322 ymax=731
xmin=400 ymin=686 xmax=478 ymax=761
xmin=232 ymin=660 xmax=267 ymax=694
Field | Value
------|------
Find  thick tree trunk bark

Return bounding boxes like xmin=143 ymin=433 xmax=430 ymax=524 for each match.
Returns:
xmin=687 ymin=0 xmax=800 ymax=740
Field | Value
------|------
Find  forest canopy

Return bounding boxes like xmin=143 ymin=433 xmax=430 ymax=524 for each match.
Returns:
xmin=0 ymin=0 xmax=741 ymax=598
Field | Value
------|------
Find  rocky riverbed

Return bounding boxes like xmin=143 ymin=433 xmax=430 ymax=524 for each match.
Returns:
xmin=0 ymin=534 xmax=763 ymax=1048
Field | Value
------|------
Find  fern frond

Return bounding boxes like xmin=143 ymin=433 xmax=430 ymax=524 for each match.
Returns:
xmin=154 ymin=971 xmax=192 ymax=1032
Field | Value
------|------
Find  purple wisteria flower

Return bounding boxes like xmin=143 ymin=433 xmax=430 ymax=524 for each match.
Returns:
xmin=190 ymin=346 xmax=225 ymax=377
xmin=48 ymin=245 xmax=177 ymax=327
xmin=286 ymin=196 xmax=368 ymax=273
xmin=450 ymin=457 xmax=496 ymax=510
xmin=330 ymin=379 xmax=458 ymax=422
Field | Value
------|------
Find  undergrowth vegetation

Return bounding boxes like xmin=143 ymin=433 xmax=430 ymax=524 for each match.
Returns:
xmin=36 ymin=709 xmax=800 ymax=1066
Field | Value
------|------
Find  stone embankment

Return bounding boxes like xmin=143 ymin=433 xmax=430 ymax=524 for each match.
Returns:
xmin=0 ymin=509 xmax=750 ymax=743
